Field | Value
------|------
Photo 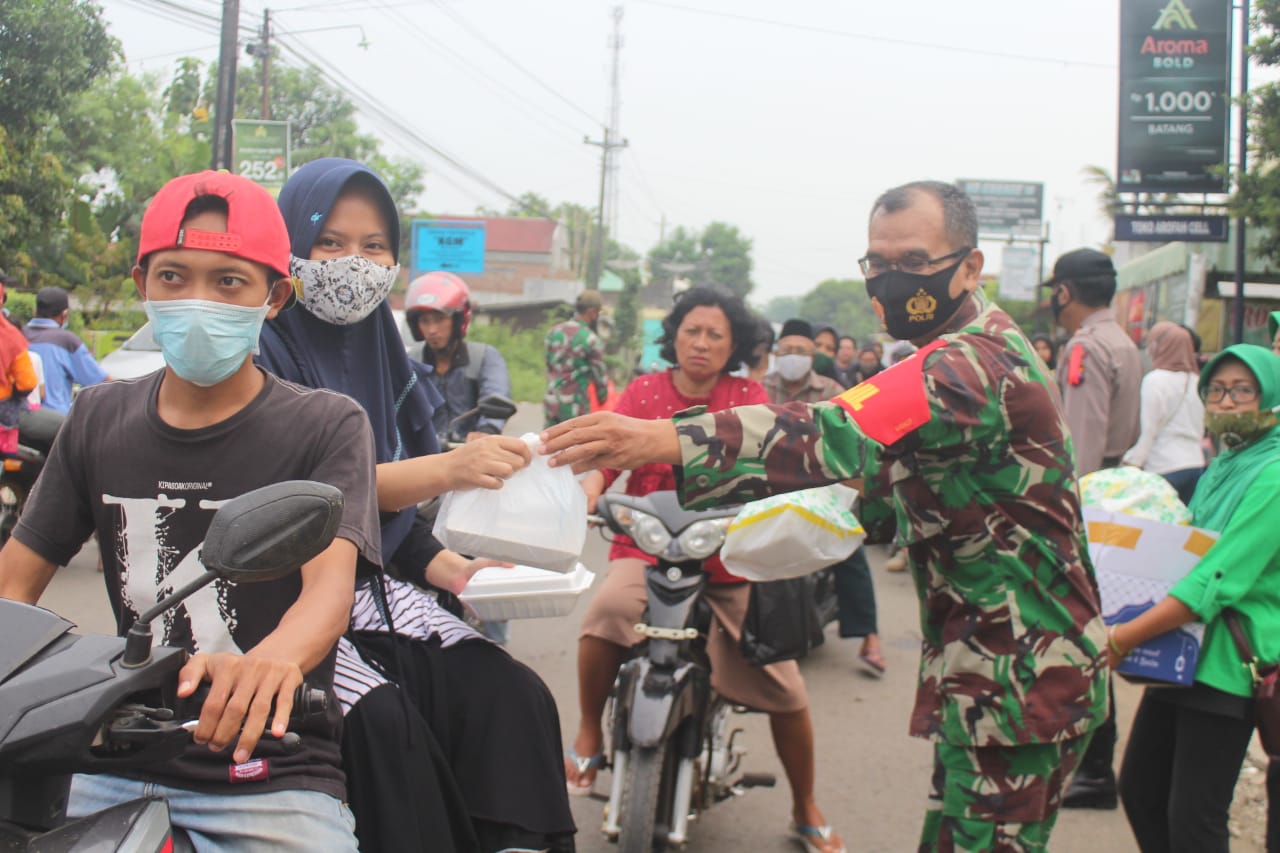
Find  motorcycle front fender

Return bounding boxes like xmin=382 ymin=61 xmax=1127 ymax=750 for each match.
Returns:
xmin=617 ymin=658 xmax=708 ymax=751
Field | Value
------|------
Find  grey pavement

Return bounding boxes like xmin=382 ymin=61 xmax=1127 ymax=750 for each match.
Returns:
xmin=34 ymin=402 xmax=1261 ymax=852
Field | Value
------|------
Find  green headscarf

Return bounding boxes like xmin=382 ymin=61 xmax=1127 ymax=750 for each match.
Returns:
xmin=1188 ymin=343 xmax=1280 ymax=532
xmin=1269 ymin=310 xmax=1280 ymax=344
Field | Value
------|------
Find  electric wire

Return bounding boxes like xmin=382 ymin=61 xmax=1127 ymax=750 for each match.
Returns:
xmin=355 ymin=0 xmax=594 ymax=142
xmin=633 ymin=0 xmax=1116 ymax=70
xmin=273 ymin=31 xmax=531 ymax=210
xmin=427 ymin=0 xmax=602 ymax=125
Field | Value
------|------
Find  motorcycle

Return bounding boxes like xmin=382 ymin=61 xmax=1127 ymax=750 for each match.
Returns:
xmin=0 ymin=479 xmax=344 ymax=852
xmin=435 ymin=394 xmax=519 ymax=450
xmin=0 ymin=408 xmax=64 ymax=546
xmin=590 ymin=490 xmax=782 ymax=852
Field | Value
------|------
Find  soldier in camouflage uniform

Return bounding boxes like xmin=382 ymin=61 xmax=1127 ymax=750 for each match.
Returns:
xmin=543 ymin=290 xmax=608 ymax=428
xmin=542 ymin=182 xmax=1108 ymax=852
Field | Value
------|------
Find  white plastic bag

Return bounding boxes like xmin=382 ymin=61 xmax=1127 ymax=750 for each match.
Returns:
xmin=719 ymin=483 xmax=865 ymax=581
xmin=433 ymin=433 xmax=586 ymax=573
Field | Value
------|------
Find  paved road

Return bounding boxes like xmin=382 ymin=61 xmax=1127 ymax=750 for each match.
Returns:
xmin=34 ymin=403 xmax=1262 ymax=852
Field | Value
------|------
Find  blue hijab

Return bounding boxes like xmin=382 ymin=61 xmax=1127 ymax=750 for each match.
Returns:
xmin=257 ymin=158 xmax=442 ymax=561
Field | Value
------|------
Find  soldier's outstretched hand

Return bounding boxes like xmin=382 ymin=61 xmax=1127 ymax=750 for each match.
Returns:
xmin=541 ymin=411 xmax=680 ymax=473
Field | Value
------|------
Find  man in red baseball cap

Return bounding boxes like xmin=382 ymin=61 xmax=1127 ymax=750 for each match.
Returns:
xmin=0 ymin=171 xmax=379 ymax=849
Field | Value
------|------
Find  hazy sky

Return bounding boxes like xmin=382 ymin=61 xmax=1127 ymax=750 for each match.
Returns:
xmin=102 ymin=0 xmax=1171 ymax=303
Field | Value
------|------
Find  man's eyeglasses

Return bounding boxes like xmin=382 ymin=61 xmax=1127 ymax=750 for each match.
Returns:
xmin=858 ymin=247 xmax=971 ymax=278
xmin=1202 ymin=383 xmax=1260 ymax=404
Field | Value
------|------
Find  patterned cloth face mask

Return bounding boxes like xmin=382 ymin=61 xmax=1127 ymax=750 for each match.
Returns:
xmin=1205 ymin=406 xmax=1280 ymax=449
xmin=290 ymin=254 xmax=401 ymax=325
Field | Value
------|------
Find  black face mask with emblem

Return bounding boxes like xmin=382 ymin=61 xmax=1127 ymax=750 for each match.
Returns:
xmin=866 ymin=260 xmax=968 ymax=341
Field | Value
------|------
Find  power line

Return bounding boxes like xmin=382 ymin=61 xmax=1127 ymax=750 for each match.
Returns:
xmin=273 ymin=31 xmax=530 ymax=210
xmin=353 ymin=0 xmax=592 ymax=143
xmin=428 ymin=0 xmax=601 ymax=125
xmin=633 ymin=0 xmax=1116 ymax=70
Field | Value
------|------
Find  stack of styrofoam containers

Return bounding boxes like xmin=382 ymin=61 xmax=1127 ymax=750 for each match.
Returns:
xmin=460 ymin=563 xmax=595 ymax=621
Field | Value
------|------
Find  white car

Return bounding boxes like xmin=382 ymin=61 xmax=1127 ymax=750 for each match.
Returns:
xmin=101 ymin=310 xmax=418 ymax=380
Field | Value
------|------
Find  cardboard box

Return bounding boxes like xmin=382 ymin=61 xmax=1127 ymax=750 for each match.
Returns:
xmin=1086 ymin=508 xmax=1219 ymax=686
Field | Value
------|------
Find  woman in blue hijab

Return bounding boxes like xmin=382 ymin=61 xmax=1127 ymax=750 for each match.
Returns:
xmin=259 ymin=158 xmax=575 ymax=853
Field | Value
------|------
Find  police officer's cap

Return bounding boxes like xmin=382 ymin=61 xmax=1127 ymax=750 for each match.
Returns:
xmin=1042 ymin=248 xmax=1115 ymax=288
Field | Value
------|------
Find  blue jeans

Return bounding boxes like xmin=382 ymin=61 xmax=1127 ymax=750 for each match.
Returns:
xmin=1161 ymin=467 xmax=1205 ymax=507
xmin=68 ymin=773 xmax=357 ymax=852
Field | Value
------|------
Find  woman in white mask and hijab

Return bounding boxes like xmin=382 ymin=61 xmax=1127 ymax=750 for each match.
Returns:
xmin=258 ymin=158 xmax=576 ymax=853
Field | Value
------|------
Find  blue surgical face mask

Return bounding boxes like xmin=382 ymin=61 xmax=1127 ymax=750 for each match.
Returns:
xmin=144 ymin=297 xmax=271 ymax=387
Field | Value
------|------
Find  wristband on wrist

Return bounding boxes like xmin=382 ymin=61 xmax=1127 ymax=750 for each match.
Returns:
xmin=1107 ymin=625 xmax=1125 ymax=657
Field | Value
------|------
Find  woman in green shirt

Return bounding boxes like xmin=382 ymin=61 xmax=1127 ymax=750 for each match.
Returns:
xmin=1110 ymin=343 xmax=1280 ymax=852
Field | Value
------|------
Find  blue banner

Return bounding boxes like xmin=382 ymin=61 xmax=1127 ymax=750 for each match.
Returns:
xmin=412 ymin=220 xmax=486 ymax=274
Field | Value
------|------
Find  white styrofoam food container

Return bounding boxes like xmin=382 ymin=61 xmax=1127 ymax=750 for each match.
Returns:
xmin=460 ymin=562 xmax=595 ymax=621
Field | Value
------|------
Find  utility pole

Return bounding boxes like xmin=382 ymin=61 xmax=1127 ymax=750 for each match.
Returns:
xmin=1233 ymin=0 xmax=1249 ymax=344
xmin=585 ymin=127 xmax=628 ymax=287
xmin=604 ymin=6 xmax=624 ymax=242
xmin=211 ymin=0 xmax=240 ymax=170
xmin=260 ymin=9 xmax=271 ymax=120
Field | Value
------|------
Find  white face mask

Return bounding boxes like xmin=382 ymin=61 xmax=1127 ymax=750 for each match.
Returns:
xmin=775 ymin=353 xmax=813 ymax=382
xmin=290 ymin=254 xmax=400 ymax=325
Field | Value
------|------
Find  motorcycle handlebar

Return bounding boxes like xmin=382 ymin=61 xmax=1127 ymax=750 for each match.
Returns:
xmin=177 ymin=682 xmax=329 ymax=728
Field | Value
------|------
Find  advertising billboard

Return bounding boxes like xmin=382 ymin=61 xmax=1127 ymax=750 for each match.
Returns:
xmin=956 ymin=180 xmax=1044 ymax=238
xmin=1117 ymin=0 xmax=1231 ymax=194
xmin=231 ymin=120 xmax=291 ymax=196
xmin=411 ymin=220 xmax=487 ymax=275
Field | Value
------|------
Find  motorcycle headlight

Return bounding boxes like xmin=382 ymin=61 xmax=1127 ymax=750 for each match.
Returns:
xmin=611 ymin=505 xmax=672 ymax=556
xmin=676 ymin=518 xmax=731 ymax=560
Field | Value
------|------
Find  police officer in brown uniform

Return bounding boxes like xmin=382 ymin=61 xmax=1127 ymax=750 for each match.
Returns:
xmin=1045 ymin=247 xmax=1142 ymax=810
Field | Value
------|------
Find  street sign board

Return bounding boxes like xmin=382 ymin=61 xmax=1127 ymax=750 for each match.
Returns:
xmin=231 ymin=120 xmax=290 ymax=196
xmin=999 ymin=245 xmax=1040 ymax=302
xmin=412 ymin=220 xmax=486 ymax=274
xmin=1116 ymin=0 xmax=1231 ymax=193
xmin=1115 ymin=213 xmax=1229 ymax=241
xmin=956 ymin=180 xmax=1044 ymax=238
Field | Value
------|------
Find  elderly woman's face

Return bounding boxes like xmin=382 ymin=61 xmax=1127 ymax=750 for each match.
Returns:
xmin=675 ymin=304 xmax=733 ymax=380
xmin=1205 ymin=360 xmax=1261 ymax=415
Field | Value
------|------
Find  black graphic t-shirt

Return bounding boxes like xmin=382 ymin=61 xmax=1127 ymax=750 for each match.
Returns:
xmin=14 ymin=369 xmax=380 ymax=799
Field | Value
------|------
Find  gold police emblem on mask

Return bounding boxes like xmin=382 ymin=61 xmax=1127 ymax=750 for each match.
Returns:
xmin=906 ymin=289 xmax=937 ymax=323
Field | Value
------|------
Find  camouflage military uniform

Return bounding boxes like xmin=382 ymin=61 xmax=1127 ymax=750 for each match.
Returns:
xmin=543 ymin=318 xmax=607 ymax=428
xmin=672 ymin=294 xmax=1107 ymax=851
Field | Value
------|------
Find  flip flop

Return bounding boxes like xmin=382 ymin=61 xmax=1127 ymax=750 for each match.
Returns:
xmin=858 ymin=649 xmax=886 ymax=677
xmin=564 ymin=747 xmax=606 ymax=796
xmin=792 ymin=821 xmax=847 ymax=853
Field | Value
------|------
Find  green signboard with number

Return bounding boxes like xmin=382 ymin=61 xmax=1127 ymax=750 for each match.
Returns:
xmin=232 ymin=119 xmax=291 ymax=196
xmin=1117 ymin=0 xmax=1231 ymax=194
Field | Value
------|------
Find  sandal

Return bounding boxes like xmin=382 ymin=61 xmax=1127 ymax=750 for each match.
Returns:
xmin=858 ymin=649 xmax=886 ymax=677
xmin=564 ymin=747 xmax=606 ymax=796
xmin=791 ymin=821 xmax=847 ymax=853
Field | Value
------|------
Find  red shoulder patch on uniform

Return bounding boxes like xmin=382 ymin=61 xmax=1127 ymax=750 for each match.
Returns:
xmin=831 ymin=339 xmax=946 ymax=445
xmin=1067 ymin=344 xmax=1086 ymax=386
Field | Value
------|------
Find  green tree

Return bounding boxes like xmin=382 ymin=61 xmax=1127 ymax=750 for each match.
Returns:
xmin=606 ymin=241 xmax=642 ymax=364
xmin=761 ymin=294 xmax=802 ymax=323
xmin=1234 ymin=1 xmax=1280 ymax=263
xmin=647 ymin=223 xmax=755 ymax=299
xmin=797 ymin=278 xmax=881 ymax=343
xmin=211 ymin=55 xmax=426 ymax=215
xmin=0 ymin=0 xmax=116 ymax=271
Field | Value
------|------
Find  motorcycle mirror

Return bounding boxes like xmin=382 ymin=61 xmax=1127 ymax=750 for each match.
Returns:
xmin=474 ymin=394 xmax=517 ymax=423
xmin=200 ymin=480 xmax=344 ymax=582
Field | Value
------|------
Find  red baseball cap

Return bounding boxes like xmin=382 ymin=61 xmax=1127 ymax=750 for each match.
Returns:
xmin=137 ymin=171 xmax=291 ymax=280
